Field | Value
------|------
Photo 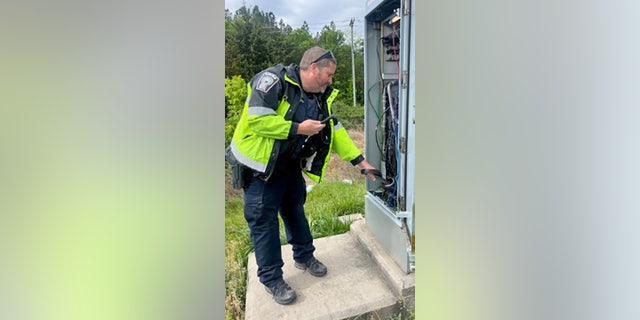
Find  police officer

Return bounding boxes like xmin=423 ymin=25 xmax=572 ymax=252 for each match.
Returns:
xmin=228 ymin=46 xmax=377 ymax=305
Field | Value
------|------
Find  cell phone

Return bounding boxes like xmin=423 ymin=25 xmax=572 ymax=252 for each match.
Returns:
xmin=320 ymin=115 xmax=337 ymax=124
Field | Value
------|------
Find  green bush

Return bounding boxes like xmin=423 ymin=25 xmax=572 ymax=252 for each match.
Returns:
xmin=225 ymin=76 xmax=248 ymax=146
xmin=332 ymin=100 xmax=364 ymax=129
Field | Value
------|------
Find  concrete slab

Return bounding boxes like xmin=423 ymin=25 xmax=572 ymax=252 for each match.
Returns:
xmin=244 ymin=230 xmax=400 ymax=320
xmin=350 ymin=220 xmax=415 ymax=299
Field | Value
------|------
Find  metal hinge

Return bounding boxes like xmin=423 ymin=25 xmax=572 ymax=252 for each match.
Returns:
xmin=399 ymin=137 xmax=407 ymax=153
xmin=401 ymin=70 xmax=408 ymax=88
xmin=398 ymin=196 xmax=406 ymax=211
xmin=403 ymin=0 xmax=411 ymax=16
xmin=396 ymin=211 xmax=411 ymax=219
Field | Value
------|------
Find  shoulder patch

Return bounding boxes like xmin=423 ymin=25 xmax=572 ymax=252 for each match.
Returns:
xmin=256 ymin=71 xmax=279 ymax=93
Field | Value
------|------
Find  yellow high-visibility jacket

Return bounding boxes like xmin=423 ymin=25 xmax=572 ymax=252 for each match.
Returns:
xmin=228 ymin=64 xmax=364 ymax=183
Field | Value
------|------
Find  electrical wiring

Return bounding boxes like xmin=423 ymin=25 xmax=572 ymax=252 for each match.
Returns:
xmin=385 ymin=93 xmax=401 ymax=207
xmin=366 ymin=81 xmax=384 ymax=155
xmin=381 ymin=81 xmax=399 ymax=209
xmin=390 ymin=78 xmax=401 ymax=208
xmin=366 ymin=11 xmax=403 ymax=210
xmin=391 ymin=21 xmax=401 ymax=209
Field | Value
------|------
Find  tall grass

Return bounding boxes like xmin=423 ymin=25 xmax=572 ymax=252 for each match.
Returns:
xmin=224 ymin=197 xmax=252 ymax=320
xmin=224 ymin=180 xmax=366 ymax=320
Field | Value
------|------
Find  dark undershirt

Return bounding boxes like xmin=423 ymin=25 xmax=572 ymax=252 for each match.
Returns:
xmin=276 ymin=92 xmax=321 ymax=169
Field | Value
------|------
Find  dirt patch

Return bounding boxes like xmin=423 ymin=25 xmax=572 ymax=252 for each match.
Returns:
xmin=309 ymin=129 xmax=366 ymax=184
xmin=225 ymin=129 xmax=366 ymax=197
xmin=224 ymin=164 xmax=244 ymax=198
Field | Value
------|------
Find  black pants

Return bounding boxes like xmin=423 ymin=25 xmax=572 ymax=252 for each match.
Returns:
xmin=243 ymin=165 xmax=315 ymax=288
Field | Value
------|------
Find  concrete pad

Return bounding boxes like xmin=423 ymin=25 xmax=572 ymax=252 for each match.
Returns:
xmin=350 ymin=220 xmax=415 ymax=299
xmin=244 ymin=232 xmax=399 ymax=320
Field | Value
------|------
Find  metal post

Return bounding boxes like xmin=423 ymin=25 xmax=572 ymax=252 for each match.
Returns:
xmin=350 ymin=18 xmax=357 ymax=107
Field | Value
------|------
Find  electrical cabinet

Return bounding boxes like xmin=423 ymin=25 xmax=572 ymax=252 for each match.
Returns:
xmin=364 ymin=0 xmax=415 ymax=273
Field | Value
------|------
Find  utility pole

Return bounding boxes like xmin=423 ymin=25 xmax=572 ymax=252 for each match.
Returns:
xmin=349 ymin=18 xmax=357 ymax=107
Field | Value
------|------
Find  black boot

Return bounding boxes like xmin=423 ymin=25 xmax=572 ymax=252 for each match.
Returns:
xmin=264 ymin=279 xmax=297 ymax=305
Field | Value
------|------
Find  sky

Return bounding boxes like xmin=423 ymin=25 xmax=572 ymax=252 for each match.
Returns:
xmin=225 ymin=0 xmax=367 ymax=38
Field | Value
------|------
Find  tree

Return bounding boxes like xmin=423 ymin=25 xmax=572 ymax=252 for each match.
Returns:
xmin=282 ymin=29 xmax=315 ymax=66
xmin=225 ymin=6 xmax=365 ymax=106
xmin=353 ymin=38 xmax=365 ymax=105
xmin=316 ymin=22 xmax=345 ymax=49
xmin=225 ymin=6 xmax=291 ymax=79
xmin=315 ymin=23 xmax=356 ymax=105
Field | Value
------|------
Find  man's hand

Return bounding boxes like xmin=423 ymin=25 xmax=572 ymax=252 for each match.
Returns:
xmin=297 ymin=119 xmax=326 ymax=136
xmin=356 ymin=159 xmax=378 ymax=181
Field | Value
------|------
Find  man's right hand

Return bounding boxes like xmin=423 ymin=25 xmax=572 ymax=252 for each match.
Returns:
xmin=296 ymin=119 xmax=326 ymax=136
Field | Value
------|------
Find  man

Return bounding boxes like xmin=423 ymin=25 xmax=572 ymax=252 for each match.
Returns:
xmin=228 ymin=46 xmax=377 ymax=305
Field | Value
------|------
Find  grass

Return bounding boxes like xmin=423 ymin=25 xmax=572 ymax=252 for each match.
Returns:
xmin=224 ymin=179 xmax=366 ymax=320
xmin=304 ymin=181 xmax=366 ymax=236
xmin=224 ymin=196 xmax=252 ymax=320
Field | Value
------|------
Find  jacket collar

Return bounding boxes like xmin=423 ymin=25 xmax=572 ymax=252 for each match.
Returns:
xmin=284 ymin=63 xmax=334 ymax=101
